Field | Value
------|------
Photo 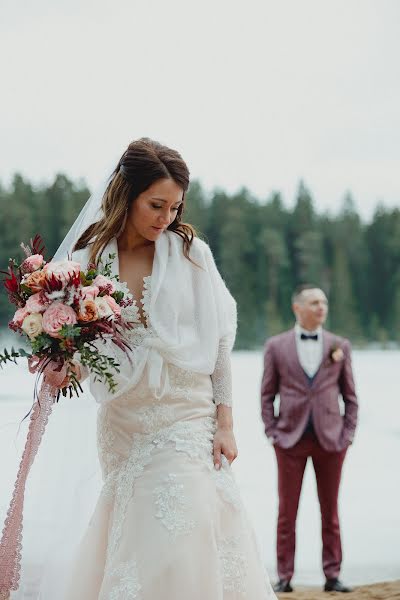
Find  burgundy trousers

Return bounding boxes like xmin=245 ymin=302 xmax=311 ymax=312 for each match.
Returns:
xmin=274 ymin=433 xmax=347 ymax=581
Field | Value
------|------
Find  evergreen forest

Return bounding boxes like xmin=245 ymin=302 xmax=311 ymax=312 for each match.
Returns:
xmin=1 ymin=173 xmax=399 ymax=349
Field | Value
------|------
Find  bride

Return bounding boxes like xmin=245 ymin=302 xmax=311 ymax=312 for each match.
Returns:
xmin=4 ymin=138 xmax=276 ymax=599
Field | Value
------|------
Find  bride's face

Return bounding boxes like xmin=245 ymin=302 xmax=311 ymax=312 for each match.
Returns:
xmin=127 ymin=178 xmax=184 ymax=242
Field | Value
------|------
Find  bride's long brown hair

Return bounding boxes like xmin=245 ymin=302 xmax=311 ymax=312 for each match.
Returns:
xmin=73 ymin=138 xmax=195 ymax=264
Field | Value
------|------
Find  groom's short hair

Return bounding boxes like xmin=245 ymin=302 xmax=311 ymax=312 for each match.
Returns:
xmin=292 ymin=284 xmax=325 ymax=305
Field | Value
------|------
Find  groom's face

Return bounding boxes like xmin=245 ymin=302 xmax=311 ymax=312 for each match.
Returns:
xmin=293 ymin=288 xmax=328 ymax=331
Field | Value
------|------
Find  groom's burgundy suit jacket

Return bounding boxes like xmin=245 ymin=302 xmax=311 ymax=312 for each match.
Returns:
xmin=261 ymin=328 xmax=358 ymax=452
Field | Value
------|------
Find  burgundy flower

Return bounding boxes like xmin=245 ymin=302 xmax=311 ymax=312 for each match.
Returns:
xmin=2 ymin=268 xmax=19 ymax=294
xmin=30 ymin=234 xmax=46 ymax=256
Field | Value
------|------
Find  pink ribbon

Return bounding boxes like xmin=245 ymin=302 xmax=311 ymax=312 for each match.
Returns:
xmin=28 ymin=356 xmax=68 ymax=388
xmin=41 ymin=360 xmax=68 ymax=388
xmin=0 ymin=379 xmax=57 ymax=598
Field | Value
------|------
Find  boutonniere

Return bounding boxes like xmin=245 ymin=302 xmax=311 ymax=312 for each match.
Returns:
xmin=329 ymin=344 xmax=344 ymax=363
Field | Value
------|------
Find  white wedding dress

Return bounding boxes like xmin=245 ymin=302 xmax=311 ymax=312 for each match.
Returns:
xmin=59 ymin=276 xmax=275 ymax=599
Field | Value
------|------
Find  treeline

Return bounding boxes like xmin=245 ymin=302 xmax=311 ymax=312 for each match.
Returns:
xmin=1 ymin=174 xmax=400 ymax=348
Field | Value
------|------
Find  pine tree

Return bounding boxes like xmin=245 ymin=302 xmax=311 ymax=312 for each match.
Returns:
xmin=329 ymin=244 xmax=361 ymax=339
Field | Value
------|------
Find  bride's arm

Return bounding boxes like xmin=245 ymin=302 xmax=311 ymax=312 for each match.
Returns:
xmin=211 ymin=339 xmax=238 ymax=469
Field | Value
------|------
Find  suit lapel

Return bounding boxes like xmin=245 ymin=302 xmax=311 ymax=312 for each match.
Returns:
xmin=285 ymin=330 xmax=310 ymax=387
xmin=311 ymin=330 xmax=334 ymax=387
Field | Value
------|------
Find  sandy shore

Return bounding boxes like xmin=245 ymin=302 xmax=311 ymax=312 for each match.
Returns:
xmin=276 ymin=581 xmax=400 ymax=600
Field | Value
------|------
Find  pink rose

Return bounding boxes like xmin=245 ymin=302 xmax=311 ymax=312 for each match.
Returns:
xmin=42 ymin=302 xmax=78 ymax=338
xmin=104 ymin=295 xmax=121 ymax=317
xmin=92 ymin=274 xmax=116 ymax=294
xmin=25 ymin=292 xmax=48 ymax=313
xmin=80 ymin=285 xmax=100 ymax=301
xmin=13 ymin=307 xmax=29 ymax=327
xmin=22 ymin=254 xmax=44 ymax=272
xmin=43 ymin=260 xmax=81 ymax=286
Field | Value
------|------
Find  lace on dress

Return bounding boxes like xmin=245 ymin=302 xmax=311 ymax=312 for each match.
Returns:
xmin=121 ymin=275 xmax=158 ymax=362
xmin=119 ymin=275 xmax=151 ymax=330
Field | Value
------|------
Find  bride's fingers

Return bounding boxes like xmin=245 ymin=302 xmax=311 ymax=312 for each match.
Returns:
xmin=222 ymin=445 xmax=238 ymax=465
xmin=213 ymin=443 xmax=222 ymax=470
xmin=223 ymin=451 xmax=234 ymax=465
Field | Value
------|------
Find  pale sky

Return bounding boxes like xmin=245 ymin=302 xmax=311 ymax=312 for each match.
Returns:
xmin=1 ymin=0 xmax=399 ymax=218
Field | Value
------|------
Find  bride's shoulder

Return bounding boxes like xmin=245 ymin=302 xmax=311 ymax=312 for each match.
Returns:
xmin=190 ymin=236 xmax=207 ymax=250
xmin=186 ymin=237 xmax=215 ymax=270
xmin=167 ymin=230 xmax=211 ymax=262
xmin=189 ymin=236 xmax=212 ymax=258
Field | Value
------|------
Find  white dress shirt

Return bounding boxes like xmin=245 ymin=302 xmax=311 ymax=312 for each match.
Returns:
xmin=294 ymin=323 xmax=323 ymax=378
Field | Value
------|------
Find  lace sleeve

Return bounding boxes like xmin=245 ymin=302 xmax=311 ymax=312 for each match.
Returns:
xmin=211 ymin=338 xmax=233 ymax=407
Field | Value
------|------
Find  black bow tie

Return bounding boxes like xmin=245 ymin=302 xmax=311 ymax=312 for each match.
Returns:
xmin=301 ymin=333 xmax=318 ymax=341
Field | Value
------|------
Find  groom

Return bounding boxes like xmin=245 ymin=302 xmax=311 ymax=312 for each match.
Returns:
xmin=261 ymin=285 xmax=358 ymax=593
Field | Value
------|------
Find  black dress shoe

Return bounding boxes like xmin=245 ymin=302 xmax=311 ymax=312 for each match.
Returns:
xmin=324 ymin=578 xmax=353 ymax=593
xmin=273 ymin=579 xmax=293 ymax=593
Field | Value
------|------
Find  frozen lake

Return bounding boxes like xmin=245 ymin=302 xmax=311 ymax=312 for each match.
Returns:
xmin=0 ymin=348 xmax=399 ymax=586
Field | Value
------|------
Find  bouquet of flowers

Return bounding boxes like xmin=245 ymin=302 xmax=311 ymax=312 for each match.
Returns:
xmin=0 ymin=236 xmax=138 ymax=597
xmin=0 ymin=234 xmax=133 ymax=399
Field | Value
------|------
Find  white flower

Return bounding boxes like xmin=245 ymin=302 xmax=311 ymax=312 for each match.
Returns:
xmin=331 ymin=347 xmax=344 ymax=363
xmin=21 ymin=313 xmax=43 ymax=339
xmin=95 ymin=296 xmax=115 ymax=319
xmin=46 ymin=290 xmax=66 ymax=301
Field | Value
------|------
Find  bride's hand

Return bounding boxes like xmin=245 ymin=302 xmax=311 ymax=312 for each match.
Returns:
xmin=59 ymin=361 xmax=82 ymax=389
xmin=213 ymin=428 xmax=238 ymax=470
